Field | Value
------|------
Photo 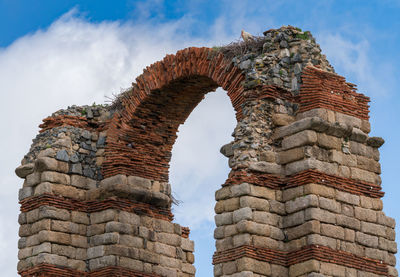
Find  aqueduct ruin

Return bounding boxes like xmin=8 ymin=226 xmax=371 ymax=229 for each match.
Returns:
xmin=15 ymin=26 xmax=397 ymax=276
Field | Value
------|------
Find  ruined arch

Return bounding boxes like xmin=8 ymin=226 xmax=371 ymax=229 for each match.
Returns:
xmin=16 ymin=26 xmax=397 ymax=277
xmin=102 ymin=47 xmax=246 ymax=183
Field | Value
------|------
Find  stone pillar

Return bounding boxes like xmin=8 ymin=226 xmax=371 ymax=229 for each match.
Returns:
xmin=213 ymin=66 xmax=397 ymax=276
xmin=16 ymin=106 xmax=195 ymax=276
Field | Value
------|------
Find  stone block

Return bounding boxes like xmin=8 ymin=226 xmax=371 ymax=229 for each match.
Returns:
xmin=90 ymin=232 xmax=119 ymax=246
xmin=154 ymin=242 xmax=176 ymax=257
xmin=25 ymin=172 xmax=41 ymax=187
xmin=341 ymin=204 xmax=354 ymax=217
xmin=99 ymin=174 xmax=127 ymax=188
xmin=71 ymin=174 xmax=96 ymax=189
xmin=230 ymin=183 xmax=252 ymax=198
xmin=307 ymin=234 xmax=337 ymax=250
xmin=250 ymin=185 xmax=276 ymax=200
xmin=350 ymin=128 xmax=368 ymax=143
xmin=15 ymin=163 xmax=34 ymax=178
xmin=233 ymin=207 xmax=253 ymax=223
xmin=360 ymin=196 xmax=383 ymax=210
xmin=220 ymin=142 xmax=234 ymax=157
xmin=271 ymin=264 xmax=288 ymax=277
xmin=240 ymin=196 xmax=269 ymax=211
xmin=87 ymin=224 xmax=105 ymax=236
xmin=376 ymin=212 xmax=395 ymax=228
xmin=274 ymin=117 xmax=326 ymax=139
xmin=283 ymin=210 xmax=304 ymax=228
xmin=182 ymin=263 xmax=196 ymax=275
xmin=127 ymin=175 xmax=151 ymax=189
xmin=289 ymin=260 xmax=320 ymax=276
xmin=120 ymin=235 xmax=143 ymax=248
xmin=156 ymin=233 xmax=181 ymax=247
xmin=237 ymin=257 xmax=271 ymax=275
xmin=41 ymin=171 xmax=70 ymax=185
xmin=18 ymin=187 xmax=33 ymax=201
xmin=38 ymin=206 xmax=70 ymax=221
xmin=159 ymin=255 xmax=181 ymax=269
xmin=35 ymin=157 xmax=67 ymax=173
xmin=52 ymin=244 xmax=76 ymax=258
xmin=18 ymin=247 xmax=32 ymax=260
xmin=356 ymin=155 xmax=381 ymax=173
xmin=139 ymin=249 xmax=160 ymax=264
xmin=215 ymin=237 xmax=233 ymax=251
xmin=344 ymin=228 xmax=355 ymax=242
xmin=304 ymin=183 xmax=335 ymax=198
xmin=285 ymin=194 xmax=319 ymax=214
xmin=38 ymin=230 xmax=71 ymax=245
xmin=282 ymin=130 xmax=317 ymax=150
xmin=34 ymin=182 xmax=52 ymax=195
xmin=90 ymin=209 xmax=118 ymax=224
xmin=215 ymin=186 xmax=232 ymax=200
xmin=37 ymin=253 xmax=67 ymax=267
xmin=277 ymin=147 xmax=305 ymax=164
xmin=29 ymin=219 xmax=51 ymax=234
xmin=361 ymin=222 xmax=386 ymax=237
xmin=319 ymin=197 xmax=340 ymax=213
xmin=336 ymin=214 xmax=360 ymax=230
xmin=336 ymin=190 xmax=360 ymax=206
xmin=336 ymin=113 xmax=361 ymax=129
xmin=186 ymin=252 xmax=195 ymax=264
xmin=120 ymin=257 xmax=144 ymax=271
xmin=304 ymin=208 xmax=336 ymax=224
xmin=328 ymin=150 xmax=356 ymax=166
xmin=269 ymin=200 xmax=285 ymax=215
xmin=224 ymin=225 xmax=238 ymax=237
xmin=249 ymin=161 xmax=282 ymax=175
xmin=272 ymin=113 xmax=295 ymax=126
xmin=71 ymin=211 xmax=89 ymax=225
xmin=356 ymin=231 xmax=378 ymax=248
xmin=89 ymin=255 xmax=118 ymax=270
xmin=317 ymin=133 xmax=341 ymax=150
xmin=350 ymin=167 xmax=380 ymax=184
xmin=237 ymin=220 xmax=270 ymax=236
xmin=181 ymin=238 xmax=194 ymax=252
xmin=105 ymin=221 xmax=133 ymax=234
xmin=253 ymin=211 xmax=281 ymax=226
xmin=32 ymin=242 xmax=51 ymax=255
xmin=88 ymin=246 xmax=105 ymax=259
xmin=286 ymin=220 xmax=320 ymax=240
xmin=320 ymin=223 xmax=344 ymax=239
xmin=282 ymin=186 xmax=304 ymax=202
xmin=259 ymin=150 xmax=276 ymax=162
xmin=233 ymin=233 xmax=252 ymax=247
xmin=379 ymin=237 xmax=398 ymax=253
xmin=320 ymin=262 xmax=346 ymax=277
xmin=215 ymin=198 xmax=240 ymax=213
xmin=67 ymin=259 xmax=86 ymax=271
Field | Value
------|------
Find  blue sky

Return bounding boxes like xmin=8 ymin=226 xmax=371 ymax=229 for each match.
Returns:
xmin=0 ymin=1 xmax=399 ymax=276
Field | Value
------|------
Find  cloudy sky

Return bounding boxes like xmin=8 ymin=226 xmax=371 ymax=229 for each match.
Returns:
xmin=1 ymin=1 xmax=399 ymax=276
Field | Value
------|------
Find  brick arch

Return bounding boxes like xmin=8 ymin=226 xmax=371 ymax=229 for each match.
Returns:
xmin=102 ymin=47 xmax=246 ymax=182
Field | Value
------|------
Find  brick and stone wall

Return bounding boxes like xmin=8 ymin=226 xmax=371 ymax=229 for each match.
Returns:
xmin=15 ymin=26 xmax=397 ymax=276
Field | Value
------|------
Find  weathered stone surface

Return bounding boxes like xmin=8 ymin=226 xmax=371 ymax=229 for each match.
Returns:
xmin=15 ymin=163 xmax=34 ymax=178
xmin=282 ymin=130 xmax=317 ymax=150
xmin=249 ymin=161 xmax=282 ymax=174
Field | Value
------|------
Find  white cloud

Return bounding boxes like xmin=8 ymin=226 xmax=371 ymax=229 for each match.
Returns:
xmin=318 ymin=33 xmax=395 ymax=98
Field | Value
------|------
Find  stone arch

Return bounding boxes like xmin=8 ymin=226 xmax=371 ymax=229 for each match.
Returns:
xmin=15 ymin=26 xmax=397 ymax=277
xmin=102 ymin=47 xmax=246 ymax=182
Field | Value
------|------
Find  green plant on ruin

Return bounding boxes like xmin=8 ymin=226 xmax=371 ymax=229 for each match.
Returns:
xmin=81 ymin=108 xmax=86 ymax=116
xmin=296 ymin=31 xmax=311 ymax=40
